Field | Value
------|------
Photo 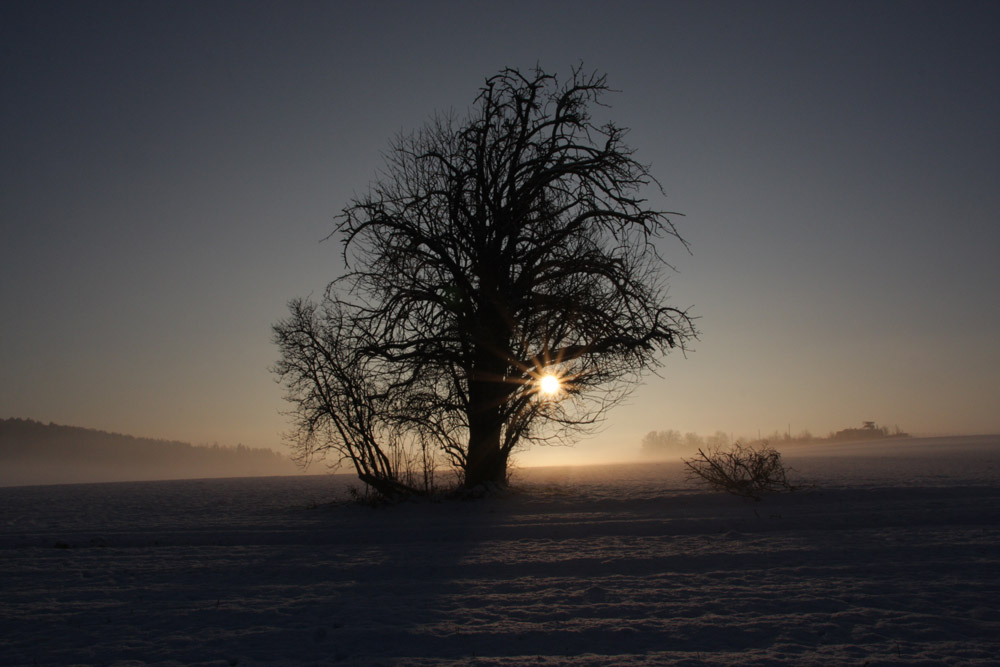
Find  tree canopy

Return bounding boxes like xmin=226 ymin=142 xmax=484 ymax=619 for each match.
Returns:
xmin=274 ymin=65 xmax=696 ymax=495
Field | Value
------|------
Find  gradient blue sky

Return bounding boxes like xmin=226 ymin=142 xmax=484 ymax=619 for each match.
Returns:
xmin=3 ymin=1 xmax=998 ymax=465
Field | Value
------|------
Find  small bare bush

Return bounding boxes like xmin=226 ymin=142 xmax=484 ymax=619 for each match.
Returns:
xmin=683 ymin=441 xmax=800 ymax=500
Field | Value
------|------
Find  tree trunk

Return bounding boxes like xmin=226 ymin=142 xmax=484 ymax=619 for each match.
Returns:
xmin=465 ymin=410 xmax=506 ymax=488
xmin=465 ymin=338 xmax=510 ymax=488
xmin=464 ymin=269 xmax=514 ymax=489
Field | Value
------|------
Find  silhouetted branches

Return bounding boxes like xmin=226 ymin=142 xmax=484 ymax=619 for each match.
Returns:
xmin=275 ymin=64 xmax=696 ymax=495
xmin=683 ymin=441 xmax=800 ymax=501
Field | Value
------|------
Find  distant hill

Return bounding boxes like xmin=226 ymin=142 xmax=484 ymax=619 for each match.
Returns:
xmin=0 ymin=418 xmax=301 ymax=486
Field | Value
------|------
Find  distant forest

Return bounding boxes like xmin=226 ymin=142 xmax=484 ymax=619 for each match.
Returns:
xmin=641 ymin=422 xmax=910 ymax=458
xmin=0 ymin=418 xmax=300 ymax=486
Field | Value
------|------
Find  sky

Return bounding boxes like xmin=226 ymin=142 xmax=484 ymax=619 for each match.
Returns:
xmin=2 ymin=0 xmax=998 ymax=467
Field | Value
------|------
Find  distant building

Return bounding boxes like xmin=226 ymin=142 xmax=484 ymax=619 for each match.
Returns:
xmin=832 ymin=421 xmax=908 ymax=441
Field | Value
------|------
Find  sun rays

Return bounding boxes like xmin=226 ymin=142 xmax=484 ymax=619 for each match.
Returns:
xmin=539 ymin=373 xmax=561 ymax=396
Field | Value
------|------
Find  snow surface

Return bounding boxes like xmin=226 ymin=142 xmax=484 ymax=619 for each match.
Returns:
xmin=1 ymin=436 xmax=998 ymax=665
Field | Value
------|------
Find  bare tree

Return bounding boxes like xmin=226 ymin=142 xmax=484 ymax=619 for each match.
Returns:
xmin=275 ymin=65 xmax=696 ymax=493
xmin=272 ymin=299 xmax=435 ymax=498
xmin=683 ymin=441 xmax=800 ymax=501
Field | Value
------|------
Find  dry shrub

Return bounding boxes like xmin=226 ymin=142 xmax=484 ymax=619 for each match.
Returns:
xmin=683 ymin=441 xmax=800 ymax=500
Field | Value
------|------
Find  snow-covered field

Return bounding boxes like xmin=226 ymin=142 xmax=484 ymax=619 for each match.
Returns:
xmin=2 ymin=436 xmax=998 ymax=665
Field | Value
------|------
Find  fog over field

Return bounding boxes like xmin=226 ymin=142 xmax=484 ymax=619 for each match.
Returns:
xmin=2 ymin=416 xmax=969 ymax=488
xmin=2 ymin=436 xmax=998 ymax=665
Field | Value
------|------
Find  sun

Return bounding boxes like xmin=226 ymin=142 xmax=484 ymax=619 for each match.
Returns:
xmin=539 ymin=374 xmax=561 ymax=396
